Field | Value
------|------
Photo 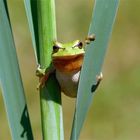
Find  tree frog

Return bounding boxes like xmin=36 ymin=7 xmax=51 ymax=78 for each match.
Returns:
xmin=36 ymin=35 xmax=103 ymax=98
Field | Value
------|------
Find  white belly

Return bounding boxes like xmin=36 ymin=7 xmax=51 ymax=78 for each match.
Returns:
xmin=55 ymin=70 xmax=80 ymax=98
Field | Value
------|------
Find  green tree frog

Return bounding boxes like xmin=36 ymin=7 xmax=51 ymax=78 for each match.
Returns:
xmin=36 ymin=35 xmax=103 ymax=98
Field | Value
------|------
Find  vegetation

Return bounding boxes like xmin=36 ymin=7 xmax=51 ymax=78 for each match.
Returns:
xmin=0 ymin=0 xmax=140 ymax=140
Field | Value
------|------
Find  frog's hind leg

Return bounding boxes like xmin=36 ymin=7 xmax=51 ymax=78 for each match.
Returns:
xmin=91 ymin=73 xmax=103 ymax=93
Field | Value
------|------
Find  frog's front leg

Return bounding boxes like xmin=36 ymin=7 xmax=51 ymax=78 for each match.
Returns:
xmin=91 ymin=73 xmax=103 ymax=93
xmin=85 ymin=34 xmax=96 ymax=44
xmin=36 ymin=65 xmax=55 ymax=89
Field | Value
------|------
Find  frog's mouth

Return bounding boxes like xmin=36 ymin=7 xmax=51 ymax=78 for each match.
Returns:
xmin=52 ymin=53 xmax=84 ymax=73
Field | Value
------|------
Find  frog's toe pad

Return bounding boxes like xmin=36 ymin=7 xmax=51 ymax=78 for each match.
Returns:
xmin=96 ymin=73 xmax=103 ymax=81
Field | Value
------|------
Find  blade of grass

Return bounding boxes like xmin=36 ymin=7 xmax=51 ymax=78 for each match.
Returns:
xmin=24 ymin=0 xmax=64 ymax=140
xmin=71 ymin=0 xmax=119 ymax=139
xmin=0 ymin=1 xmax=33 ymax=140
xmin=24 ymin=0 xmax=39 ymax=63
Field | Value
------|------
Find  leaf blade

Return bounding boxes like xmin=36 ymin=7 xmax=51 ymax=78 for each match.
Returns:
xmin=71 ymin=0 xmax=119 ymax=139
xmin=0 ymin=1 xmax=33 ymax=140
xmin=24 ymin=0 xmax=39 ymax=63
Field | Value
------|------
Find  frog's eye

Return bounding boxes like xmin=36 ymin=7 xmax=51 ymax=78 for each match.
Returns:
xmin=53 ymin=45 xmax=60 ymax=53
xmin=76 ymin=42 xmax=83 ymax=49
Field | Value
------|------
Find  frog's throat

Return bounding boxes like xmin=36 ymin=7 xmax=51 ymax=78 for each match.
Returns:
xmin=52 ymin=53 xmax=84 ymax=73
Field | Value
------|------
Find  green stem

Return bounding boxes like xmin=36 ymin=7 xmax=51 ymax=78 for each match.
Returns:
xmin=37 ymin=0 xmax=64 ymax=140
xmin=38 ymin=0 xmax=56 ymax=67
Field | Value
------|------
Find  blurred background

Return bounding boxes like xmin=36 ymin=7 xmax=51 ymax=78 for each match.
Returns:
xmin=0 ymin=0 xmax=140 ymax=140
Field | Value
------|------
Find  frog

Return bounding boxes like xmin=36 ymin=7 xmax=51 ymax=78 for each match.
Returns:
xmin=36 ymin=35 xmax=103 ymax=98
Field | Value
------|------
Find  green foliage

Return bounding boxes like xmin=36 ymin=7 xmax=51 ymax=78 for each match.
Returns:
xmin=24 ymin=0 xmax=64 ymax=140
xmin=1 ymin=0 xmax=140 ymax=139
xmin=0 ymin=1 xmax=33 ymax=140
xmin=25 ymin=0 xmax=119 ymax=139
xmin=24 ymin=0 xmax=39 ymax=63
xmin=0 ymin=0 xmax=119 ymax=139
xmin=71 ymin=0 xmax=119 ymax=139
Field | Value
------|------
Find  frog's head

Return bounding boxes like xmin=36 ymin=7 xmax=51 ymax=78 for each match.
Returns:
xmin=52 ymin=40 xmax=85 ymax=58
xmin=52 ymin=40 xmax=84 ymax=73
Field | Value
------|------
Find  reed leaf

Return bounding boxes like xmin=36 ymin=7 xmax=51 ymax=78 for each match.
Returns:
xmin=0 ymin=1 xmax=33 ymax=140
xmin=71 ymin=0 xmax=119 ymax=139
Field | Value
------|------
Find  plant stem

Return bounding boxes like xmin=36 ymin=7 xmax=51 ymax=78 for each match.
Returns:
xmin=37 ymin=0 xmax=64 ymax=140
